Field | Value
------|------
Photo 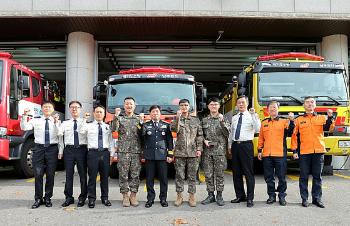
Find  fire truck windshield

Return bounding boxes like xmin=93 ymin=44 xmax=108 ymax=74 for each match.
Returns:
xmin=107 ymin=82 xmax=195 ymax=114
xmin=0 ymin=60 xmax=3 ymax=102
xmin=258 ymin=71 xmax=349 ymax=106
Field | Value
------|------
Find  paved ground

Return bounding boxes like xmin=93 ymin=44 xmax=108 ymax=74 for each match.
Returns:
xmin=0 ymin=167 xmax=349 ymax=226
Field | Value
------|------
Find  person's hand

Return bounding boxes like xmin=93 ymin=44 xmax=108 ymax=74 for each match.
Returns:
xmin=293 ymin=153 xmax=299 ymax=160
xmin=204 ymin=140 xmax=210 ymax=147
xmin=53 ymin=113 xmax=60 ymax=124
xmin=58 ymin=154 xmax=63 ymax=160
xmin=115 ymin=108 xmax=121 ymax=117
xmin=141 ymin=158 xmax=146 ymax=163
xmin=83 ymin=112 xmax=91 ymax=120
xmin=176 ymin=110 xmax=182 ymax=119
xmin=218 ymin=113 xmax=224 ymax=122
xmin=327 ymin=109 xmax=333 ymax=117
xmin=110 ymin=156 xmax=114 ymax=165
xmin=257 ymin=152 xmax=262 ymax=161
xmin=23 ymin=108 xmax=30 ymax=116
xmin=196 ymin=150 xmax=201 ymax=157
xmin=166 ymin=157 xmax=173 ymax=163
xmin=249 ymin=108 xmax=255 ymax=114
xmin=227 ymin=148 xmax=231 ymax=155
xmin=139 ymin=113 xmax=145 ymax=122
xmin=288 ymin=112 xmax=294 ymax=121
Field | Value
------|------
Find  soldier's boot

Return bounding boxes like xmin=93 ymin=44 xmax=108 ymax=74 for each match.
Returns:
xmin=201 ymin=191 xmax=216 ymax=205
xmin=122 ymin=192 xmax=130 ymax=207
xmin=189 ymin=193 xmax=196 ymax=207
xmin=216 ymin=191 xmax=225 ymax=206
xmin=174 ymin=192 xmax=183 ymax=207
xmin=129 ymin=192 xmax=139 ymax=207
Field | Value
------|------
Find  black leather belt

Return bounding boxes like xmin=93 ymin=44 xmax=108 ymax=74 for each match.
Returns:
xmin=89 ymin=148 xmax=108 ymax=152
xmin=233 ymin=140 xmax=252 ymax=144
xmin=35 ymin=143 xmax=58 ymax=148
xmin=66 ymin=145 xmax=87 ymax=149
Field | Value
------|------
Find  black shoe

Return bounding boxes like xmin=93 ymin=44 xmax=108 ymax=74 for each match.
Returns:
xmin=231 ymin=197 xmax=247 ymax=203
xmin=102 ymin=199 xmax=112 ymax=207
xmin=216 ymin=191 xmax=225 ymax=206
xmin=88 ymin=200 xmax=95 ymax=208
xmin=31 ymin=199 xmax=43 ymax=209
xmin=312 ymin=200 xmax=325 ymax=208
xmin=279 ymin=198 xmax=287 ymax=206
xmin=302 ymin=200 xmax=309 ymax=207
xmin=77 ymin=199 xmax=85 ymax=207
xmin=45 ymin=199 xmax=52 ymax=207
xmin=201 ymin=192 xmax=216 ymax=205
xmin=266 ymin=197 xmax=276 ymax=204
xmin=145 ymin=200 xmax=154 ymax=208
xmin=61 ymin=199 xmax=74 ymax=207
xmin=247 ymin=200 xmax=254 ymax=208
xmin=160 ymin=200 xmax=168 ymax=207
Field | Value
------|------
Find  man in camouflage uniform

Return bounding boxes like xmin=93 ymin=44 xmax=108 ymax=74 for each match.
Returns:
xmin=111 ymin=97 xmax=144 ymax=207
xmin=171 ymin=99 xmax=203 ymax=207
xmin=201 ymin=97 xmax=230 ymax=206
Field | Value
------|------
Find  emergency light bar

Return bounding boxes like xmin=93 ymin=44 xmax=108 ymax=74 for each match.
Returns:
xmin=119 ymin=67 xmax=185 ymax=75
xmin=0 ymin=52 xmax=13 ymax=59
xmin=257 ymin=52 xmax=324 ymax=61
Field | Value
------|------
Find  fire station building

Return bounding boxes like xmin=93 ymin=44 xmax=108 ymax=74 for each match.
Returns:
xmin=0 ymin=0 xmax=349 ymax=168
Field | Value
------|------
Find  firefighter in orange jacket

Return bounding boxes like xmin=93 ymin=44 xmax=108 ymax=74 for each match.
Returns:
xmin=291 ymin=96 xmax=334 ymax=208
xmin=258 ymin=101 xmax=295 ymax=206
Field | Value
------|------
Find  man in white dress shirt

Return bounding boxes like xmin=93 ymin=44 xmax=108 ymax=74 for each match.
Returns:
xmin=228 ymin=96 xmax=261 ymax=207
xmin=58 ymin=100 xmax=88 ymax=207
xmin=21 ymin=101 xmax=61 ymax=209
xmin=80 ymin=105 xmax=114 ymax=208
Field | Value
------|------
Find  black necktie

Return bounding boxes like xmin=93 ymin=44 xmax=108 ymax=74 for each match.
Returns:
xmin=44 ymin=118 xmax=50 ymax=147
xmin=73 ymin=119 xmax=79 ymax=146
xmin=235 ymin=113 xmax=243 ymax=140
xmin=98 ymin=123 xmax=103 ymax=150
xmin=154 ymin=121 xmax=158 ymax=128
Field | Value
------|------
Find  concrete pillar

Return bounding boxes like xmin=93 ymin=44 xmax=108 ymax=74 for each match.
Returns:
xmin=66 ymin=32 xmax=95 ymax=119
xmin=321 ymin=34 xmax=348 ymax=76
xmin=321 ymin=34 xmax=350 ymax=170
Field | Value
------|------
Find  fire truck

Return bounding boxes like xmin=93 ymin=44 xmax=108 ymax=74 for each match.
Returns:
xmin=221 ymin=52 xmax=350 ymax=174
xmin=93 ymin=67 xmax=207 ymax=177
xmin=0 ymin=52 xmax=63 ymax=178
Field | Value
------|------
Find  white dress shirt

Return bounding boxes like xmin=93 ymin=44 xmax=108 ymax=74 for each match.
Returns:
xmin=229 ymin=110 xmax=261 ymax=142
xmin=57 ymin=118 xmax=88 ymax=154
xmin=80 ymin=120 xmax=115 ymax=156
xmin=20 ymin=115 xmax=60 ymax=145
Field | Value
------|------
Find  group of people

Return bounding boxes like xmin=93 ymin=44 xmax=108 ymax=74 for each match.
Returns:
xmin=20 ymin=95 xmax=334 ymax=210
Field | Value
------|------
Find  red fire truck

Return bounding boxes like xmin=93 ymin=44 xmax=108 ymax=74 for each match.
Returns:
xmin=0 ymin=52 xmax=59 ymax=178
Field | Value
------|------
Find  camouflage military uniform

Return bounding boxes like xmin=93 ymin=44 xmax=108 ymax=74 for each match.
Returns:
xmin=111 ymin=114 xmax=142 ymax=193
xmin=202 ymin=115 xmax=230 ymax=192
xmin=171 ymin=115 xmax=203 ymax=194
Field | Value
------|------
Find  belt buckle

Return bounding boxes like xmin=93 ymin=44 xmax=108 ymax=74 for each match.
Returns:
xmin=73 ymin=145 xmax=80 ymax=148
xmin=237 ymin=141 xmax=241 ymax=144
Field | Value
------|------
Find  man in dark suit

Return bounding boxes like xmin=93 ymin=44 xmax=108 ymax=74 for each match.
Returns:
xmin=141 ymin=105 xmax=174 ymax=208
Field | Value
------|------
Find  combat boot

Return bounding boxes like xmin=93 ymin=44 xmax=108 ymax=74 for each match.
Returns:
xmin=122 ymin=192 xmax=130 ymax=207
xmin=129 ymin=192 xmax=139 ymax=207
xmin=216 ymin=191 xmax=225 ymax=206
xmin=201 ymin=191 xmax=216 ymax=205
xmin=174 ymin=192 xmax=183 ymax=207
xmin=189 ymin=193 xmax=196 ymax=207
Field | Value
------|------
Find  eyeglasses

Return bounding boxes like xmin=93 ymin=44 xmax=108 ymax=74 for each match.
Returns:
xmin=179 ymin=104 xmax=189 ymax=107
xmin=70 ymin=106 xmax=81 ymax=109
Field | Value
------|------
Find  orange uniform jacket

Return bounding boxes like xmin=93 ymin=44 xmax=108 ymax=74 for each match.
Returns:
xmin=258 ymin=117 xmax=294 ymax=157
xmin=291 ymin=113 xmax=335 ymax=155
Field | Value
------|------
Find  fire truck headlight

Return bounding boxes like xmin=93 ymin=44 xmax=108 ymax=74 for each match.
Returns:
xmin=0 ymin=127 xmax=7 ymax=136
xmin=338 ymin=140 xmax=350 ymax=148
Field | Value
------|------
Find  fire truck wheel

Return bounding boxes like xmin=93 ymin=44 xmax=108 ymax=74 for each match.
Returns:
xmin=15 ymin=139 xmax=35 ymax=178
xmin=109 ymin=163 xmax=119 ymax=179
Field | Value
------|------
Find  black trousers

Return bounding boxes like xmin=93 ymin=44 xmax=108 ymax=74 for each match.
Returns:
xmin=145 ymin=160 xmax=168 ymax=201
xmin=231 ymin=141 xmax=255 ymax=201
xmin=87 ymin=149 xmax=110 ymax=201
xmin=263 ymin=157 xmax=287 ymax=199
xmin=63 ymin=146 xmax=88 ymax=201
xmin=32 ymin=144 xmax=58 ymax=200
xmin=299 ymin=153 xmax=324 ymax=201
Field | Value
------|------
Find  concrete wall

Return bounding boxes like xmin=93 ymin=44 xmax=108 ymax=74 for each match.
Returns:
xmin=1 ymin=0 xmax=350 ymax=19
